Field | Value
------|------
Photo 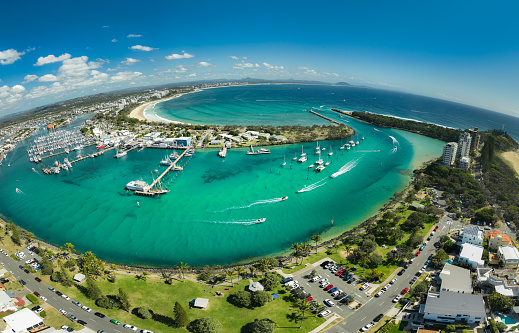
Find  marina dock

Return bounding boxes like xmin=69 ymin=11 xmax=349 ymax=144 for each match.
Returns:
xmin=308 ymin=110 xmax=341 ymax=124
xmin=218 ymin=146 xmax=227 ymax=158
xmin=135 ymin=147 xmax=191 ymax=196
xmin=41 ymin=143 xmax=96 ymax=160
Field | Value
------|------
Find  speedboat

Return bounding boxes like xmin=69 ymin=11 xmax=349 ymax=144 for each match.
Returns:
xmin=308 ymin=164 xmax=314 ymax=169
xmin=281 ymin=196 xmax=288 ymax=200
xmin=255 ymin=218 xmax=266 ymax=223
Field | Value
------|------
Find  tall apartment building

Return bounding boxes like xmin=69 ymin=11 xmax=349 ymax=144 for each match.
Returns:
xmin=468 ymin=127 xmax=480 ymax=151
xmin=442 ymin=142 xmax=458 ymax=166
xmin=457 ymin=132 xmax=472 ymax=158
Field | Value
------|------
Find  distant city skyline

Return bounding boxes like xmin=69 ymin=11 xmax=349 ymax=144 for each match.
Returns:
xmin=0 ymin=0 xmax=518 ymax=118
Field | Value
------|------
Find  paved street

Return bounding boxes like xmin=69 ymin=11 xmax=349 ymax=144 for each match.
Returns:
xmin=0 ymin=252 xmax=138 ymax=333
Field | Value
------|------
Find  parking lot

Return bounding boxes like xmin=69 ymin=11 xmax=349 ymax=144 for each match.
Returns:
xmin=291 ymin=260 xmax=373 ymax=319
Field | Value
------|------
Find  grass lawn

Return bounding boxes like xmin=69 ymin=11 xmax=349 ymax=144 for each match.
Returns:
xmin=36 ymin=273 xmax=326 ymax=333
xmin=387 ymin=321 xmax=408 ymax=333
xmin=282 ymin=250 xmax=345 ymax=275
xmin=42 ymin=308 xmax=84 ymax=331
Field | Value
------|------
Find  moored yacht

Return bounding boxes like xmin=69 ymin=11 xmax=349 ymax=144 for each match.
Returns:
xmin=126 ymin=180 xmax=150 ymax=192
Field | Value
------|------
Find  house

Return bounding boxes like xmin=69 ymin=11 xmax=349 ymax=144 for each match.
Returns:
xmin=258 ymin=133 xmax=271 ymax=140
xmin=240 ymin=133 xmax=254 ymax=141
xmin=410 ymin=201 xmax=425 ymax=210
xmin=142 ymin=131 xmax=162 ymax=140
xmin=3 ymin=308 xmax=46 ymax=333
xmin=193 ymin=298 xmax=209 ymax=309
xmin=420 ymin=291 xmax=485 ymax=324
xmin=458 ymin=243 xmax=484 ymax=269
xmin=497 ymin=246 xmax=519 ymax=269
xmin=270 ymin=135 xmax=287 ymax=142
xmin=209 ymin=140 xmax=222 ymax=145
xmin=73 ymin=273 xmax=86 ymax=283
xmin=0 ymin=290 xmax=15 ymax=311
xmin=438 ymin=264 xmax=472 ymax=294
xmin=245 ymin=130 xmax=259 ymax=137
xmin=488 ymin=230 xmax=513 ymax=250
xmin=461 ymin=227 xmax=483 ymax=246
xmin=174 ymin=137 xmax=192 ymax=147
xmin=248 ymin=282 xmax=264 ymax=292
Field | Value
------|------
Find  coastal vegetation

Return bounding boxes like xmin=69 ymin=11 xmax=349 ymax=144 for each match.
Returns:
xmin=350 ymin=111 xmax=462 ymax=142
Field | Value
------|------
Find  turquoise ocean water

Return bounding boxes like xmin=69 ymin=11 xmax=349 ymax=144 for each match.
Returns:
xmin=0 ymin=85 xmax=447 ymax=266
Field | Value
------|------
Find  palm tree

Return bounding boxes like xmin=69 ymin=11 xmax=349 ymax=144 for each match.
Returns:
xmin=259 ymin=258 xmax=270 ymax=276
xmin=226 ymin=268 xmax=235 ymax=286
xmin=301 ymin=243 xmax=312 ymax=261
xmin=311 ymin=234 xmax=322 ymax=254
xmin=141 ymin=271 xmax=150 ymax=282
xmin=298 ymin=300 xmax=312 ymax=329
xmin=248 ymin=265 xmax=256 ymax=277
xmin=110 ymin=264 xmax=117 ymax=275
xmin=312 ymin=301 xmax=323 ymax=317
xmin=235 ymin=266 xmax=244 ymax=281
xmin=175 ymin=262 xmax=189 ymax=282
xmin=64 ymin=243 xmax=75 ymax=255
xmin=332 ymin=240 xmax=340 ymax=254
xmin=291 ymin=243 xmax=302 ymax=265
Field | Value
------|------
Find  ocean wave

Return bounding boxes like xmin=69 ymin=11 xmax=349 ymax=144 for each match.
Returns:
xmin=15 ymin=188 xmax=24 ymax=194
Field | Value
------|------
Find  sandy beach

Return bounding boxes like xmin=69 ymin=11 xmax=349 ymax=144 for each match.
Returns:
xmin=128 ymin=99 xmax=160 ymax=122
xmin=502 ymin=151 xmax=519 ymax=176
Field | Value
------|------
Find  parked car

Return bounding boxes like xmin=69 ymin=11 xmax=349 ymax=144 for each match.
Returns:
xmin=94 ymin=312 xmax=106 ymax=318
xmin=375 ymin=290 xmax=383 ymax=297
xmin=374 ymin=314 xmax=384 ymax=322
xmin=401 ymin=288 xmax=409 ymax=294
xmin=78 ymin=319 xmax=87 ymax=325
xmin=110 ymin=319 xmax=121 ymax=325
xmin=325 ymin=284 xmax=334 ymax=291
xmin=398 ymin=269 xmax=405 ymax=276
xmin=360 ymin=283 xmax=369 ymax=291
xmin=321 ymin=260 xmax=330 ymax=267
xmin=416 ymin=251 xmax=421 ymax=256
xmin=319 ymin=309 xmax=332 ymax=317
xmin=347 ymin=277 xmax=356 ymax=284
xmin=410 ymin=277 xmax=418 ymax=284
xmin=320 ymin=281 xmax=330 ymax=288
xmin=390 ymin=278 xmax=397 ymax=284
xmin=335 ymin=292 xmax=346 ymax=299
xmin=324 ymin=299 xmax=335 ymax=307
xmin=361 ymin=322 xmax=374 ymax=332
xmin=382 ymin=284 xmax=390 ymax=291
xmin=392 ymin=295 xmax=401 ymax=303
xmin=34 ymin=277 xmax=41 ymax=282
xmin=329 ymin=287 xmax=338 ymax=293
xmin=281 ymin=277 xmax=293 ymax=284
xmin=311 ymin=275 xmax=322 ymax=282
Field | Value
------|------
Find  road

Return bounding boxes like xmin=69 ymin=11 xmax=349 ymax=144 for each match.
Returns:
xmin=0 ymin=252 xmax=138 ymax=333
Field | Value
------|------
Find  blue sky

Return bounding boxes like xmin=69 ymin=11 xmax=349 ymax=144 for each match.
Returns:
xmin=1 ymin=0 xmax=518 ymax=118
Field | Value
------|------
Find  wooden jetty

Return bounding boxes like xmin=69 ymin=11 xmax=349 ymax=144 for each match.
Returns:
xmin=41 ymin=143 xmax=95 ymax=160
xmin=308 ymin=110 xmax=341 ymax=124
xmin=218 ymin=146 xmax=227 ymax=158
xmin=135 ymin=147 xmax=191 ymax=196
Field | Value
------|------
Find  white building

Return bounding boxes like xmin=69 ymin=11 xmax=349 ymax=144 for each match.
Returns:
xmin=461 ymin=227 xmax=483 ymax=246
xmin=3 ymin=308 xmax=46 ymax=333
xmin=442 ymin=142 xmax=458 ymax=166
xmin=0 ymin=290 xmax=14 ymax=311
xmin=421 ymin=291 xmax=485 ymax=324
xmin=457 ymin=132 xmax=472 ymax=158
xmin=459 ymin=156 xmax=470 ymax=170
xmin=458 ymin=243 xmax=484 ymax=269
xmin=439 ymin=264 xmax=472 ymax=294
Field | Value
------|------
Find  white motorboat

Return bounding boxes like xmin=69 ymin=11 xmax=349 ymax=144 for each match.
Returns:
xmin=126 ymin=180 xmax=150 ymax=192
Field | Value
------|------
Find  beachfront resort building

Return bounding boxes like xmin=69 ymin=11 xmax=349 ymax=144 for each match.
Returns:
xmin=469 ymin=128 xmax=480 ymax=151
xmin=3 ymin=308 xmax=46 ymax=333
xmin=458 ymin=243 xmax=484 ymax=269
xmin=459 ymin=156 xmax=470 ymax=170
xmin=442 ymin=142 xmax=458 ymax=166
xmin=461 ymin=227 xmax=483 ymax=247
xmin=420 ymin=291 xmax=485 ymax=324
xmin=457 ymin=132 xmax=472 ymax=158
xmin=488 ymin=230 xmax=514 ymax=250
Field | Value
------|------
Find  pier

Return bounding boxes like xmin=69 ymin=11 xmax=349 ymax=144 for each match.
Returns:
xmin=218 ymin=146 xmax=227 ymax=158
xmin=308 ymin=110 xmax=341 ymax=124
xmin=135 ymin=147 xmax=191 ymax=196
xmin=40 ymin=143 xmax=96 ymax=160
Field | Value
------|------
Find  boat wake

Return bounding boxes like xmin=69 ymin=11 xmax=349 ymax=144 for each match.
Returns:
xmin=221 ymin=198 xmax=285 ymax=211
xmin=388 ymin=135 xmax=399 ymax=154
xmin=31 ymin=167 xmax=38 ymax=173
xmin=356 ymin=150 xmax=380 ymax=153
xmin=204 ymin=218 xmax=265 ymax=225
xmin=297 ymin=177 xmax=328 ymax=193
xmin=330 ymin=157 xmax=361 ymax=178
xmin=390 ymin=146 xmax=398 ymax=154
xmin=15 ymin=188 xmax=24 ymax=194
xmin=374 ymin=128 xmax=381 ymax=132
xmin=388 ymin=135 xmax=399 ymax=146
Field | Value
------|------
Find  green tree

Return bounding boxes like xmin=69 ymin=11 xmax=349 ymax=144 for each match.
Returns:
xmin=10 ymin=223 xmax=21 ymax=245
xmin=187 ymin=318 xmax=222 ymax=333
xmin=173 ymin=301 xmax=190 ymax=328
xmin=249 ymin=318 xmax=277 ymax=333
xmin=251 ymin=290 xmax=272 ymax=307
xmin=496 ymin=322 xmax=508 ymax=332
xmin=226 ymin=268 xmax=235 ymax=286
xmin=297 ymin=300 xmax=312 ymax=329
xmin=26 ymin=232 xmax=34 ymax=243
xmin=430 ymin=249 xmax=449 ymax=268
xmin=40 ymin=256 xmax=54 ymax=275
xmin=176 ymin=262 xmax=189 ymax=282
xmin=136 ymin=306 xmax=152 ymax=319
xmin=235 ymin=266 xmax=244 ymax=282
xmin=228 ymin=290 xmax=251 ymax=308
xmin=79 ymin=251 xmax=105 ymax=277
xmin=488 ymin=291 xmax=514 ymax=310
xmin=311 ymin=234 xmax=322 ymax=254
xmin=260 ymin=272 xmax=282 ymax=291
xmin=85 ymin=276 xmax=103 ymax=300
xmin=59 ymin=264 xmax=73 ymax=287
xmin=118 ymin=288 xmax=131 ymax=312
xmin=64 ymin=242 xmax=75 ymax=255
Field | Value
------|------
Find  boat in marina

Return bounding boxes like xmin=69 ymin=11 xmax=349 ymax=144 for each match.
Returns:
xmin=173 ymin=165 xmax=183 ymax=171
xmin=160 ymin=156 xmax=172 ymax=166
xmin=292 ymin=152 xmax=297 ymax=161
xmin=169 ymin=152 xmax=179 ymax=160
xmin=246 ymin=145 xmax=270 ymax=155
xmin=281 ymin=155 xmax=286 ymax=167
xmin=315 ymin=150 xmax=323 ymax=165
xmin=316 ymin=164 xmax=325 ymax=172
xmin=114 ymin=150 xmax=127 ymax=158
xmin=315 ymin=141 xmax=320 ymax=154
xmin=328 ymin=145 xmax=333 ymax=156
xmin=185 ymin=148 xmax=195 ymax=156
xmin=298 ymin=155 xmax=307 ymax=162
xmin=96 ymin=144 xmax=105 ymax=149
xmin=126 ymin=180 xmax=150 ymax=192
xmin=308 ymin=164 xmax=314 ymax=168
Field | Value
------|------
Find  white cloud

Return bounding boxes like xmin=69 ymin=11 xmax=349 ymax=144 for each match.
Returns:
xmin=165 ymin=52 xmax=194 ymax=60
xmin=38 ymin=74 xmax=58 ymax=82
xmin=263 ymin=62 xmax=285 ymax=70
xmin=230 ymin=56 xmax=239 ymax=60
xmin=187 ymin=73 xmax=196 ymax=77
xmin=23 ymin=74 xmax=38 ymax=83
xmin=243 ymin=57 xmax=247 ymax=59
xmin=0 ymin=49 xmax=25 ymax=65
xmin=198 ymin=62 xmax=213 ymax=67
xmin=0 ymin=84 xmax=26 ymax=105
xmin=121 ymin=58 xmax=140 ymax=65
xmin=130 ymin=45 xmax=157 ymax=52
xmin=233 ymin=62 xmax=259 ymax=69
xmin=11 ymin=85 xmax=25 ymax=93
xmin=102 ymin=26 xmax=110 ymax=28
xmin=111 ymin=39 xmax=118 ymax=43
xmin=127 ymin=34 xmax=142 ymax=38
xmin=111 ymin=71 xmax=143 ymax=82
xmin=157 ymin=65 xmax=188 ymax=75
xmin=34 ymin=53 xmax=71 ymax=66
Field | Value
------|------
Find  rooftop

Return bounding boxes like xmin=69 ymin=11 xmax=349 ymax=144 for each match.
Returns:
xmin=463 ymin=226 xmax=482 ymax=237
xmin=499 ymin=246 xmax=519 ymax=261
xmin=4 ymin=308 xmax=45 ymax=332
xmin=488 ymin=230 xmax=512 ymax=243
xmin=424 ymin=291 xmax=485 ymax=318
xmin=439 ymin=264 xmax=472 ymax=294
xmin=460 ymin=243 xmax=484 ymax=261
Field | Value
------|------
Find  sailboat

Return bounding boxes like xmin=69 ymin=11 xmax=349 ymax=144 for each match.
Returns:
xmin=315 ymin=150 xmax=323 ymax=165
xmin=328 ymin=145 xmax=333 ymax=156
xmin=314 ymin=141 xmax=320 ymax=154
xmin=292 ymin=152 xmax=297 ymax=161
xmin=160 ymin=155 xmax=172 ymax=166
xmin=298 ymin=146 xmax=307 ymax=162
xmin=281 ymin=155 xmax=286 ymax=167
